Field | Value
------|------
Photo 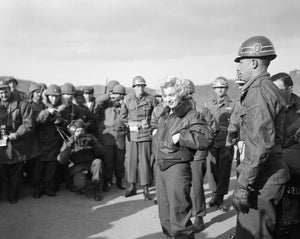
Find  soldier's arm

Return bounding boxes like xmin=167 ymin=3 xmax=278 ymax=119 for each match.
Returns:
xmin=12 ymin=101 xmax=34 ymax=139
xmin=238 ymin=88 xmax=278 ymax=187
xmin=90 ymin=135 xmax=105 ymax=159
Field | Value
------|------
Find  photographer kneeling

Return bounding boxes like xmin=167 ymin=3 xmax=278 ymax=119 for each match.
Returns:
xmin=57 ymin=119 xmax=105 ymax=201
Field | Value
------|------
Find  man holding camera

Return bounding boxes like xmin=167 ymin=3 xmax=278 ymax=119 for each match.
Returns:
xmin=0 ymin=80 xmax=39 ymax=203
xmin=57 ymin=119 xmax=105 ymax=201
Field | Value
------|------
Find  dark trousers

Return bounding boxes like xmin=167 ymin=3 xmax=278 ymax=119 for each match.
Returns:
xmin=156 ymin=163 xmax=194 ymax=239
xmin=191 ymin=159 xmax=207 ymax=217
xmin=103 ymin=144 xmax=125 ymax=183
xmin=0 ymin=162 xmax=23 ymax=200
xmin=236 ymin=183 xmax=285 ymax=239
xmin=40 ymin=160 xmax=57 ymax=189
xmin=126 ymin=140 xmax=151 ymax=186
xmin=207 ymin=146 xmax=233 ymax=196
xmin=24 ymin=157 xmax=41 ymax=185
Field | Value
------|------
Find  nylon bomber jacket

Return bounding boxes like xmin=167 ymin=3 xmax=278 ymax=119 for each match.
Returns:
xmin=153 ymin=99 xmax=214 ymax=171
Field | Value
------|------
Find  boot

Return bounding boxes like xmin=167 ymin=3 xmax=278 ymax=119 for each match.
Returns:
xmin=94 ymin=183 xmax=103 ymax=201
xmin=124 ymin=183 xmax=137 ymax=198
xmin=102 ymin=181 xmax=110 ymax=192
xmin=143 ymin=186 xmax=151 ymax=201
xmin=45 ymin=182 xmax=56 ymax=197
xmin=116 ymin=179 xmax=125 ymax=190
xmin=208 ymin=193 xmax=223 ymax=207
xmin=193 ymin=216 xmax=205 ymax=233
xmin=33 ymin=183 xmax=42 ymax=199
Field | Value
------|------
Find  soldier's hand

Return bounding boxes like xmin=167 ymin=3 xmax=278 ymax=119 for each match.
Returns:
xmin=57 ymin=104 xmax=66 ymax=113
xmin=8 ymin=133 xmax=17 ymax=141
xmin=232 ymin=183 xmax=252 ymax=214
xmin=141 ymin=119 xmax=149 ymax=129
xmin=48 ymin=108 xmax=57 ymax=115
xmin=172 ymin=133 xmax=180 ymax=144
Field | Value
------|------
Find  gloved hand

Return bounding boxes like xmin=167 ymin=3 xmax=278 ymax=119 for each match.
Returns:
xmin=232 ymin=183 xmax=255 ymax=214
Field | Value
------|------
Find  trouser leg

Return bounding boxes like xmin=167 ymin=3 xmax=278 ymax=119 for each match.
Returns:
xmin=103 ymin=145 xmax=114 ymax=183
xmin=156 ymin=166 xmax=173 ymax=237
xmin=207 ymin=147 xmax=218 ymax=193
xmin=126 ymin=141 xmax=138 ymax=184
xmin=7 ymin=162 xmax=23 ymax=201
xmin=138 ymin=141 xmax=151 ymax=186
xmin=216 ymin=146 xmax=233 ymax=196
xmin=114 ymin=146 xmax=125 ymax=181
xmin=91 ymin=159 xmax=103 ymax=184
xmin=191 ymin=159 xmax=207 ymax=217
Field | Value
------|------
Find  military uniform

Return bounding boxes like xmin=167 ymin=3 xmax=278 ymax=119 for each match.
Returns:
xmin=0 ymin=86 xmax=39 ymax=203
xmin=121 ymin=90 xmax=157 ymax=187
xmin=98 ymin=95 xmax=126 ymax=190
xmin=189 ymin=98 xmax=218 ymax=222
xmin=231 ymin=36 xmax=291 ymax=239
xmin=206 ymin=94 xmax=234 ymax=203
xmin=58 ymin=132 xmax=105 ymax=200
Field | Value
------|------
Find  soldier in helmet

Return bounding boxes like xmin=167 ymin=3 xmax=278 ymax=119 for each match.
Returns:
xmin=57 ymin=119 xmax=105 ymax=201
xmin=231 ymin=36 xmax=290 ymax=239
xmin=83 ymin=86 xmax=101 ymax=136
xmin=0 ymin=80 xmax=39 ymax=203
xmin=270 ymin=72 xmax=300 ymax=238
xmin=35 ymin=84 xmax=66 ymax=197
xmin=26 ymin=83 xmax=47 ymax=198
xmin=3 ymin=76 xmax=28 ymax=101
xmin=120 ymin=76 xmax=158 ymax=200
xmin=206 ymin=76 xmax=235 ymax=211
xmin=55 ymin=83 xmax=82 ymax=191
xmin=184 ymin=79 xmax=218 ymax=232
xmin=97 ymin=84 xmax=127 ymax=192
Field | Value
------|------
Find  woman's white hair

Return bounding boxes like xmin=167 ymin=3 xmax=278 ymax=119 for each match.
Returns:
xmin=159 ymin=76 xmax=189 ymax=98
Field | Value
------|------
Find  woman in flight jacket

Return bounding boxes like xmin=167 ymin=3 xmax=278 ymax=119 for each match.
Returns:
xmin=152 ymin=77 xmax=214 ymax=239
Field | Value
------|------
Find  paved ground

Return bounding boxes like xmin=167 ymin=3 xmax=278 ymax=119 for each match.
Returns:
xmin=0 ymin=166 xmax=237 ymax=239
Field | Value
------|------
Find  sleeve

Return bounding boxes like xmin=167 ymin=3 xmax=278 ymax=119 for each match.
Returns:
xmin=120 ymin=98 xmax=129 ymax=125
xmin=238 ymin=88 xmax=277 ymax=187
xmin=179 ymin=112 xmax=214 ymax=151
xmin=226 ymin=104 xmax=240 ymax=146
xmin=57 ymin=139 xmax=73 ymax=164
xmin=14 ymin=102 xmax=34 ymax=139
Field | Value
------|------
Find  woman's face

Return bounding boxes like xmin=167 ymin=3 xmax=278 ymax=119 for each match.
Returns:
xmin=163 ymin=86 xmax=182 ymax=109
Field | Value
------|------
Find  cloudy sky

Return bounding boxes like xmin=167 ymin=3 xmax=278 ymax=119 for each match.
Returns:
xmin=0 ymin=0 xmax=299 ymax=89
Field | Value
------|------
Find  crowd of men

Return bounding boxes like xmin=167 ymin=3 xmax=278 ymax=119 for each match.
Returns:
xmin=0 ymin=35 xmax=300 ymax=239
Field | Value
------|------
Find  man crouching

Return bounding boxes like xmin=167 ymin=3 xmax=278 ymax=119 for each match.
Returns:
xmin=57 ymin=119 xmax=105 ymax=201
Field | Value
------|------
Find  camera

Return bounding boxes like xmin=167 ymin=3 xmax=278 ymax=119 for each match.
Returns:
xmin=0 ymin=125 xmax=8 ymax=147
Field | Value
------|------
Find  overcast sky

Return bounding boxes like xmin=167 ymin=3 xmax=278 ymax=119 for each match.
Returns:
xmin=0 ymin=0 xmax=299 ymax=89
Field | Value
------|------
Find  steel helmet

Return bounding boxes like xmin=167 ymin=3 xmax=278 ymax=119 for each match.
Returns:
xmin=132 ymin=76 xmax=146 ymax=87
xmin=113 ymin=84 xmax=126 ymax=95
xmin=46 ymin=84 xmax=62 ymax=96
xmin=83 ymin=86 xmax=94 ymax=94
xmin=29 ymin=82 xmax=42 ymax=95
xmin=0 ymin=79 xmax=10 ymax=89
xmin=213 ymin=77 xmax=229 ymax=88
xmin=107 ymin=80 xmax=120 ymax=92
xmin=184 ymin=79 xmax=196 ymax=94
xmin=39 ymin=83 xmax=48 ymax=91
xmin=61 ymin=83 xmax=76 ymax=95
xmin=235 ymin=36 xmax=277 ymax=63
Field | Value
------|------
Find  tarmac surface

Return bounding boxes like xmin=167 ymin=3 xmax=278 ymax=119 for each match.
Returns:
xmin=0 ymin=165 xmax=237 ymax=239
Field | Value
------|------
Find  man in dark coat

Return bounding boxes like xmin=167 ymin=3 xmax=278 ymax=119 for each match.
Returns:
xmin=232 ymin=36 xmax=290 ymax=239
xmin=0 ymin=80 xmax=39 ymax=203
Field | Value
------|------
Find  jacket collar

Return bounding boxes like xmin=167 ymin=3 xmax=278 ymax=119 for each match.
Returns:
xmin=240 ymin=72 xmax=270 ymax=101
xmin=162 ymin=99 xmax=192 ymax=118
xmin=211 ymin=95 xmax=232 ymax=105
